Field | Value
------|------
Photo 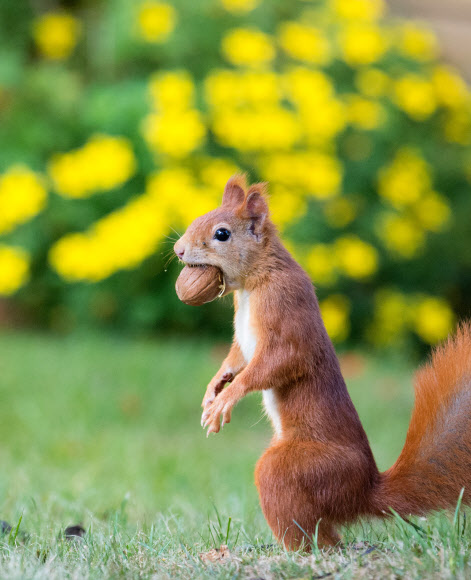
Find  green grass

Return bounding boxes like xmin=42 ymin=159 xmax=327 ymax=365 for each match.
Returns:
xmin=0 ymin=330 xmax=470 ymax=578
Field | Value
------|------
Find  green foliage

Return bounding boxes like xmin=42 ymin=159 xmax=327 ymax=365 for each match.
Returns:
xmin=0 ymin=0 xmax=470 ymax=351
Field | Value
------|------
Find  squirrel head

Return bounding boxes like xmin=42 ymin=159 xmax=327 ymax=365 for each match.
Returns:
xmin=174 ymin=174 xmax=272 ymax=290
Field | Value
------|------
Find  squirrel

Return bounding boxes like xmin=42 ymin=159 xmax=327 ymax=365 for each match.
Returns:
xmin=174 ymin=174 xmax=471 ymax=550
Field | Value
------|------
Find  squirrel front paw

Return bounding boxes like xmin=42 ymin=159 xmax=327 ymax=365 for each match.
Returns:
xmin=202 ymin=389 xmax=235 ymax=436
xmin=201 ymin=372 xmax=233 ymax=421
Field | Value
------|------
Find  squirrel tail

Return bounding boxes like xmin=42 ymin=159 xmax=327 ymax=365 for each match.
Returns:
xmin=373 ymin=321 xmax=471 ymax=517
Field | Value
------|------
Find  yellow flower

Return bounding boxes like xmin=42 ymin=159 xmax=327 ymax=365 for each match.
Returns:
xmin=137 ymin=2 xmax=176 ymax=43
xmin=49 ymin=191 xmax=168 ymax=282
xmin=262 ymin=152 xmax=343 ymax=199
xmin=324 ymin=197 xmax=357 ymax=228
xmin=144 ymin=71 xmax=207 ymax=157
xmin=432 ymin=66 xmax=470 ymax=109
xmin=148 ymin=71 xmax=195 ymax=111
xmin=335 ymin=235 xmax=378 ymax=279
xmin=221 ymin=28 xmax=275 ymax=68
xmin=412 ymin=296 xmax=455 ymax=344
xmin=84 ymin=136 xmax=137 ymax=191
xmin=306 ymin=244 xmax=338 ymax=286
xmin=282 ymin=68 xmax=347 ymax=142
xmin=368 ymin=288 xmax=410 ymax=346
xmin=345 ymin=95 xmax=385 ymax=130
xmin=378 ymin=214 xmax=425 ymax=259
xmin=412 ymin=191 xmax=451 ymax=232
xmin=32 ymin=13 xmax=81 ymax=60
xmin=301 ymin=99 xmax=347 ymax=144
xmin=340 ymin=23 xmax=388 ymax=66
xmin=377 ymin=148 xmax=432 ymax=207
xmin=49 ymin=168 xmax=221 ymax=283
xmin=269 ymin=186 xmax=307 ymax=230
xmin=179 ymin=185 xmax=228 ymax=226
xmin=279 ymin=22 xmax=331 ymax=65
xmin=148 ymin=168 xmax=221 ymax=227
xmin=142 ymin=109 xmax=206 ymax=157
xmin=211 ymin=107 xmax=300 ymax=152
xmin=205 ymin=71 xmax=240 ymax=110
xmin=236 ymin=70 xmax=281 ymax=105
xmin=284 ymin=68 xmax=334 ymax=105
xmin=394 ymin=74 xmax=437 ymax=121
xmin=199 ymin=158 xmax=240 ymax=190
xmin=397 ymin=23 xmax=437 ymax=61
xmin=0 ymin=166 xmax=47 ymax=235
xmin=369 ymin=290 xmax=455 ymax=346
xmin=355 ymin=68 xmax=390 ymax=97
xmin=49 ymin=135 xmax=137 ymax=198
xmin=205 ymin=70 xmax=280 ymax=110
xmin=219 ymin=0 xmax=260 ymax=12
xmin=0 ymin=245 xmax=30 ymax=295
xmin=320 ymin=295 xmax=351 ymax=342
xmin=333 ymin=0 xmax=384 ymax=22
xmin=146 ymin=167 xmax=195 ymax=205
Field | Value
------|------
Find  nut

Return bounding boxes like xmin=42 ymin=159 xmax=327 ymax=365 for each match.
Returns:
xmin=176 ymin=265 xmax=225 ymax=306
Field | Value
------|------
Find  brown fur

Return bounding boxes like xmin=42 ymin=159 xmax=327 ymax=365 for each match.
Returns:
xmin=174 ymin=176 xmax=471 ymax=550
xmin=373 ymin=323 xmax=471 ymax=516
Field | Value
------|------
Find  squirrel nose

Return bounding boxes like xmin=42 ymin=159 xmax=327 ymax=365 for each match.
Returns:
xmin=174 ymin=240 xmax=185 ymax=259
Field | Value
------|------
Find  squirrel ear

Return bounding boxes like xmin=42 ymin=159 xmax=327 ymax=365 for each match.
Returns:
xmin=221 ymin=174 xmax=247 ymax=209
xmin=243 ymin=183 xmax=269 ymax=239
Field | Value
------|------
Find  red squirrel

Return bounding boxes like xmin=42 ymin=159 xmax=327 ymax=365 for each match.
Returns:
xmin=174 ymin=175 xmax=471 ymax=550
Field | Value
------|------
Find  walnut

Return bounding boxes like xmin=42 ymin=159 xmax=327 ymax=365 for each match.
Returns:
xmin=176 ymin=265 xmax=225 ymax=306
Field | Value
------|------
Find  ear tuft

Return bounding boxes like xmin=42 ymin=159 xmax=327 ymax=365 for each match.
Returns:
xmin=246 ymin=181 xmax=268 ymax=199
xmin=242 ymin=182 xmax=269 ymax=238
xmin=245 ymin=182 xmax=269 ymax=220
xmin=221 ymin=174 xmax=247 ymax=209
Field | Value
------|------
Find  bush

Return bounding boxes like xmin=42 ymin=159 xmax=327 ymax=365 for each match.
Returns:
xmin=0 ymin=0 xmax=470 ymax=350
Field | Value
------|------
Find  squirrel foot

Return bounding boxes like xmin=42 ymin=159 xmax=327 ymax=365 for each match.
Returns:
xmin=202 ymin=389 xmax=236 ymax=435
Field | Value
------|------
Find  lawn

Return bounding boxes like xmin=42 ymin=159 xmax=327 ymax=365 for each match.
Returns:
xmin=0 ymin=330 xmax=470 ymax=578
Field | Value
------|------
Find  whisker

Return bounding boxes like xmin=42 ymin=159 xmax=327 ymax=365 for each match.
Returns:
xmin=161 ymin=247 xmax=176 ymax=259
xmin=250 ymin=412 xmax=266 ymax=429
xmin=158 ymin=247 xmax=176 ymax=265
xmin=164 ymin=253 xmax=177 ymax=269
xmin=168 ymin=225 xmax=182 ymax=238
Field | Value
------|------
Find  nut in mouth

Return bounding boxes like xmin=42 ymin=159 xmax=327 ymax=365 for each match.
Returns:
xmin=179 ymin=262 xmax=226 ymax=297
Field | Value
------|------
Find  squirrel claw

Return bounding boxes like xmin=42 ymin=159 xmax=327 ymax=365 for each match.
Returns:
xmin=205 ymin=421 xmax=220 ymax=436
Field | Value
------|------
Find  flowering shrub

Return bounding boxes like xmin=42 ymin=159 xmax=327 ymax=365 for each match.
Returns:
xmin=0 ymin=0 xmax=470 ymax=351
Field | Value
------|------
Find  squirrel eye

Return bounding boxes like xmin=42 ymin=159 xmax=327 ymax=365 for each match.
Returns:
xmin=214 ymin=228 xmax=231 ymax=242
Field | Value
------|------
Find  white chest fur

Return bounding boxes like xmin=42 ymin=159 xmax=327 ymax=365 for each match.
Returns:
xmin=235 ymin=290 xmax=257 ymax=363
xmin=235 ymin=290 xmax=282 ymax=438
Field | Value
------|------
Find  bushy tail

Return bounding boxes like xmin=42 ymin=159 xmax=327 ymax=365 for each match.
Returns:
xmin=374 ymin=322 xmax=471 ymax=517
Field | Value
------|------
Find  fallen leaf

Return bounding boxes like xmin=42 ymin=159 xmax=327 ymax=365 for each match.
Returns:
xmin=199 ymin=544 xmax=233 ymax=564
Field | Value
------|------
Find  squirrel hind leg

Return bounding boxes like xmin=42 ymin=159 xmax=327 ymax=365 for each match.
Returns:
xmin=255 ymin=440 xmax=375 ymax=550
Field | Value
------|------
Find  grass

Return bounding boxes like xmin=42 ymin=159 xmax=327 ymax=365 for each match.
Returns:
xmin=0 ymin=329 xmax=470 ymax=578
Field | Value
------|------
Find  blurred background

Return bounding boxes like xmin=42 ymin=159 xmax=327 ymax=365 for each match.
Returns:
xmin=0 ymin=0 xmax=471 ymax=534
xmin=1 ymin=0 xmax=470 ymax=351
